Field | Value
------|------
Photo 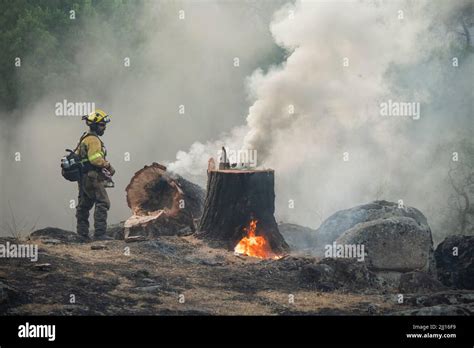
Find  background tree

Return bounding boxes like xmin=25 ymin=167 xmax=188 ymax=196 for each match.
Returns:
xmin=0 ymin=0 xmax=144 ymax=114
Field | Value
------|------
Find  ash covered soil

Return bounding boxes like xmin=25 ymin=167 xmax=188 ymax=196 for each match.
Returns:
xmin=0 ymin=232 xmax=473 ymax=316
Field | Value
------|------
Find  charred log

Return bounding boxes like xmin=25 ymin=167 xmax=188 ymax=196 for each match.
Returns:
xmin=124 ymin=162 xmax=204 ymax=239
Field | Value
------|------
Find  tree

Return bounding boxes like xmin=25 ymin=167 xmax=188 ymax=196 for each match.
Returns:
xmin=0 ymin=0 xmax=144 ymax=113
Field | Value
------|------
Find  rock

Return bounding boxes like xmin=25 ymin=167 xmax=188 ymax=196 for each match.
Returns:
xmin=435 ymin=235 xmax=474 ymax=289
xmin=184 ymin=254 xmax=221 ymax=265
xmin=131 ymin=269 xmax=151 ymax=279
xmin=34 ymin=263 xmax=52 ymax=271
xmin=42 ymin=239 xmax=61 ymax=245
xmin=394 ymin=304 xmax=472 ymax=316
xmin=125 ymin=235 xmax=147 ymax=243
xmin=336 ymin=216 xmax=434 ymax=273
xmin=300 ymin=258 xmax=381 ymax=291
xmin=313 ymin=200 xmax=429 ymax=255
xmin=90 ymin=244 xmax=108 ymax=250
xmin=399 ymin=271 xmax=447 ymax=293
xmin=134 ymin=285 xmax=161 ymax=292
xmin=29 ymin=228 xmax=83 ymax=244
xmin=278 ymin=223 xmax=316 ymax=253
xmin=367 ymin=303 xmax=378 ymax=314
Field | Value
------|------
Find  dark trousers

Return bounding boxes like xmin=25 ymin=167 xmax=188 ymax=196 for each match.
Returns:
xmin=76 ymin=170 xmax=110 ymax=236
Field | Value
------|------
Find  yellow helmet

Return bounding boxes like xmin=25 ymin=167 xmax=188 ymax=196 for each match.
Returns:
xmin=82 ymin=109 xmax=111 ymax=124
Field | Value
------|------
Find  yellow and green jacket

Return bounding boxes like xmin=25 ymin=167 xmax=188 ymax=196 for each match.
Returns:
xmin=75 ymin=132 xmax=109 ymax=169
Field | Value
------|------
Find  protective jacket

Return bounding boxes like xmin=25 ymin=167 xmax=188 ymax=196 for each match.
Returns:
xmin=75 ymin=132 xmax=109 ymax=170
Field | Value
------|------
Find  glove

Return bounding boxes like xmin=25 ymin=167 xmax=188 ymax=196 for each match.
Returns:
xmin=106 ymin=163 xmax=115 ymax=176
xmin=103 ymin=162 xmax=115 ymax=176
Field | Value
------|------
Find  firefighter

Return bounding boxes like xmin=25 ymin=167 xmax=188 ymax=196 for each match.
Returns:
xmin=75 ymin=109 xmax=115 ymax=241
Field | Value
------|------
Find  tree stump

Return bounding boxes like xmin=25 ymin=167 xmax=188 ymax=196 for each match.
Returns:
xmin=123 ymin=163 xmax=205 ymax=239
xmin=198 ymin=169 xmax=289 ymax=255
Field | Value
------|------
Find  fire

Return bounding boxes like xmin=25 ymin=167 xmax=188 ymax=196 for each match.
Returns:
xmin=234 ymin=219 xmax=281 ymax=260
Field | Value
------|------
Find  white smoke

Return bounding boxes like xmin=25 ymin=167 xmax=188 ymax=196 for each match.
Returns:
xmin=168 ymin=0 xmax=474 ymax=240
xmin=0 ymin=1 xmax=286 ymax=235
xmin=1 ymin=1 xmax=471 ymax=242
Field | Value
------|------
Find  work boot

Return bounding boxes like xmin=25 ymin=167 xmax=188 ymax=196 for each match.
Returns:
xmin=94 ymin=234 xmax=113 ymax=241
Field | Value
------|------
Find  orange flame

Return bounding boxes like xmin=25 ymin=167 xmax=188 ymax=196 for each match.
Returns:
xmin=234 ymin=219 xmax=281 ymax=259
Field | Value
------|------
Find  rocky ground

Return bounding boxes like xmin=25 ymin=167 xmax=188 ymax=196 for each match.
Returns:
xmin=1 ymin=228 xmax=473 ymax=316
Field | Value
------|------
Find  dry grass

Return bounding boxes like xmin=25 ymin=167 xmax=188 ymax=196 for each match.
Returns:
xmin=0 ymin=235 xmax=412 ymax=315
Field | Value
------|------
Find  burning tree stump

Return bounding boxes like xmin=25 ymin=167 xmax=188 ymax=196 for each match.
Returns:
xmin=198 ymin=168 xmax=289 ymax=256
xmin=124 ymin=163 xmax=204 ymax=239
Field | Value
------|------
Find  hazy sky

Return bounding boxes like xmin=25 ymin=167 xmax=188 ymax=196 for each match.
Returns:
xmin=0 ymin=0 xmax=286 ymax=235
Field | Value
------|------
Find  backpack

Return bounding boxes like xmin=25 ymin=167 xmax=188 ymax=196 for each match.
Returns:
xmin=60 ymin=133 xmax=95 ymax=182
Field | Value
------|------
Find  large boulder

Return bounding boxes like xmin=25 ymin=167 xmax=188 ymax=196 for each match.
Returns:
xmin=278 ymin=223 xmax=316 ymax=254
xmin=309 ymin=200 xmax=436 ymax=284
xmin=336 ymin=216 xmax=434 ymax=274
xmin=435 ymin=235 xmax=474 ymax=289
xmin=313 ymin=200 xmax=429 ymax=255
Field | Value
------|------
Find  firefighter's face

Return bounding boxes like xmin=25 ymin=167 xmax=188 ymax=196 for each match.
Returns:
xmin=96 ymin=123 xmax=106 ymax=136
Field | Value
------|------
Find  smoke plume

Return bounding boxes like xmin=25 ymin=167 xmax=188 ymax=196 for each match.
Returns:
xmin=168 ymin=0 xmax=474 ymax=242
xmin=0 ymin=1 xmax=472 ymax=244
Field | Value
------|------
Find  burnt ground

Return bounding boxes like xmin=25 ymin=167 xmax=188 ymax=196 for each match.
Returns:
xmin=0 ymin=235 xmax=473 ymax=315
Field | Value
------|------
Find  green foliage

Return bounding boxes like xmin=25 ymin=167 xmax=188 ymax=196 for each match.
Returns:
xmin=0 ymin=0 xmax=144 ymax=112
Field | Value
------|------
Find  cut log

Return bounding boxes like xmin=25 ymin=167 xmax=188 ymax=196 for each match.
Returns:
xmin=198 ymin=168 xmax=289 ymax=254
xmin=123 ymin=162 xmax=204 ymax=239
